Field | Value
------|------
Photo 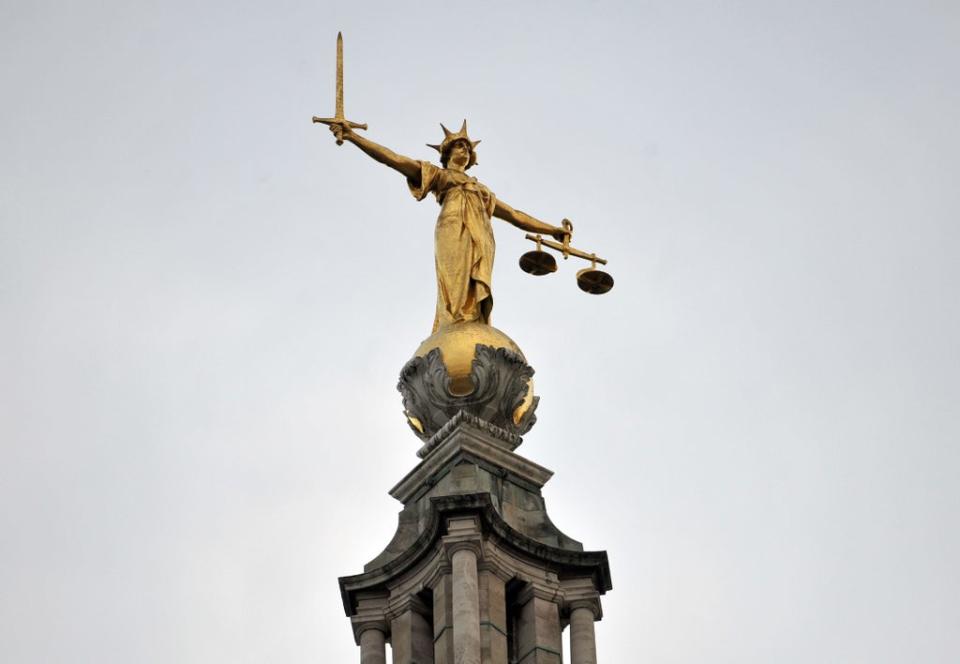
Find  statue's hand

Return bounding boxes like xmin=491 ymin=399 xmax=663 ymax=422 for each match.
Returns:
xmin=552 ymin=219 xmax=573 ymax=243
xmin=329 ymin=122 xmax=354 ymax=143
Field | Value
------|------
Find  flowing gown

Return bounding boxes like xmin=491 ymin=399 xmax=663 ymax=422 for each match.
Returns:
xmin=408 ymin=161 xmax=497 ymax=333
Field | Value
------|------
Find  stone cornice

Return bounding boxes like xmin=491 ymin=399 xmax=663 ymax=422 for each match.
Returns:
xmin=390 ymin=425 xmax=553 ymax=504
xmin=418 ymin=410 xmax=522 ymax=458
xmin=339 ymin=493 xmax=611 ymax=617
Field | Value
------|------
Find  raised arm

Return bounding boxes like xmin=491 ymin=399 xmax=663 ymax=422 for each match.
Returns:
xmin=494 ymin=198 xmax=571 ymax=242
xmin=330 ymin=123 xmax=421 ymax=181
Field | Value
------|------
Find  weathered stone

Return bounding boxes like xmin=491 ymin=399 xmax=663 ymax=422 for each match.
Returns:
xmin=451 ymin=547 xmax=481 ymax=664
xmin=478 ymin=571 xmax=508 ymax=664
xmin=398 ymin=345 xmax=538 ymax=443
xmin=433 ymin=574 xmax=455 ymax=664
xmin=514 ymin=587 xmax=562 ymax=664
xmin=569 ymin=607 xmax=598 ymax=664
xmin=339 ymin=416 xmax=611 ymax=664
xmin=364 ymin=418 xmax=585 ymax=572
xmin=358 ymin=627 xmax=387 ymax=664
xmin=389 ymin=594 xmax=433 ymax=664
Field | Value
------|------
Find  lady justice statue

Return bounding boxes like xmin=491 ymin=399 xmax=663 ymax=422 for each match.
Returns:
xmin=314 ymin=34 xmax=611 ymax=444
xmin=326 ymin=118 xmax=571 ymax=333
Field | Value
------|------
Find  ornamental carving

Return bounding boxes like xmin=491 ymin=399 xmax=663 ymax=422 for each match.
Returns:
xmin=397 ymin=344 xmax=539 ymax=442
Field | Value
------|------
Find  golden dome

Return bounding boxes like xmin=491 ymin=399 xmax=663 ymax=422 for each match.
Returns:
xmin=412 ymin=322 xmax=535 ymax=424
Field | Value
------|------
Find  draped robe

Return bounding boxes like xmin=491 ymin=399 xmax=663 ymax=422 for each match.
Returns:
xmin=408 ymin=161 xmax=497 ymax=333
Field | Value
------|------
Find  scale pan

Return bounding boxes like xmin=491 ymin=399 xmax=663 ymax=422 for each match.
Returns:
xmin=519 ymin=250 xmax=557 ymax=276
xmin=576 ymin=267 xmax=614 ymax=294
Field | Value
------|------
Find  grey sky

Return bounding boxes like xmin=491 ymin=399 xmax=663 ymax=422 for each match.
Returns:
xmin=2 ymin=1 xmax=959 ymax=662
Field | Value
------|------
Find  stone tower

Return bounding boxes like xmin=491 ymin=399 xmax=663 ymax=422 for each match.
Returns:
xmin=338 ymin=322 xmax=612 ymax=664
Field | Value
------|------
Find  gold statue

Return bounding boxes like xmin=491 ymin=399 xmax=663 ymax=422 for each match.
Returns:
xmin=314 ymin=34 xmax=615 ymax=437
xmin=314 ymin=34 xmax=609 ymax=335
xmin=331 ymin=119 xmax=572 ymax=332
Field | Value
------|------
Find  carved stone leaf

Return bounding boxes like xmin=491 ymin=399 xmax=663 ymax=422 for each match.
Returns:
xmin=397 ymin=344 xmax=540 ymax=442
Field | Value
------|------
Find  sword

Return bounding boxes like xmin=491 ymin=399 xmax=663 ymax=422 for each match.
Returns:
xmin=312 ymin=32 xmax=367 ymax=145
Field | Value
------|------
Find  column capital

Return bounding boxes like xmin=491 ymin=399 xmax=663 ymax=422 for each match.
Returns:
xmin=351 ymin=616 xmax=389 ymax=644
xmin=350 ymin=591 xmax=390 ymax=645
xmin=440 ymin=514 xmax=484 ymax=561
xmin=386 ymin=591 xmax=432 ymax=621
xmin=514 ymin=581 xmax=563 ymax=608
xmin=473 ymin=538 xmax=516 ymax=583
xmin=566 ymin=598 xmax=602 ymax=621
xmin=425 ymin=560 xmax=453 ymax=591
xmin=477 ymin=558 xmax=513 ymax=583
xmin=441 ymin=532 xmax=484 ymax=562
xmin=560 ymin=577 xmax=603 ymax=621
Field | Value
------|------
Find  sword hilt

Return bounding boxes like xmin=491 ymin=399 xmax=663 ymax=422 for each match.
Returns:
xmin=312 ymin=117 xmax=368 ymax=146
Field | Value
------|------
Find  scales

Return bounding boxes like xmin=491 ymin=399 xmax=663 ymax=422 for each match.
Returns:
xmin=519 ymin=219 xmax=614 ymax=294
xmin=519 ymin=235 xmax=558 ymax=275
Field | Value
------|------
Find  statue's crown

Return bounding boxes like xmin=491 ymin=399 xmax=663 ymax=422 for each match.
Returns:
xmin=427 ymin=119 xmax=481 ymax=168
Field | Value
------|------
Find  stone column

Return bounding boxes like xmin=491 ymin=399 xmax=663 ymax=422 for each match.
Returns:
xmin=514 ymin=586 xmax=563 ymax=664
xmin=561 ymin=579 xmax=602 ymax=664
xmin=478 ymin=569 xmax=508 ymax=664
xmin=358 ymin=626 xmax=387 ymax=664
xmin=440 ymin=516 xmax=483 ymax=664
xmin=390 ymin=594 xmax=434 ymax=664
xmin=352 ymin=592 xmax=390 ymax=664
xmin=568 ymin=606 xmax=597 ymax=664
xmin=451 ymin=546 xmax=481 ymax=664
xmin=432 ymin=570 xmax=455 ymax=664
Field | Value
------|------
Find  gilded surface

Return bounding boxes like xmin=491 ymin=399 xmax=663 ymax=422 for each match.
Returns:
xmin=398 ymin=342 xmax=539 ymax=442
xmin=314 ymin=34 xmax=613 ymax=332
xmin=328 ymin=119 xmax=569 ymax=332
xmin=413 ymin=321 xmax=525 ymax=381
xmin=311 ymin=33 xmax=367 ymax=144
xmin=313 ymin=34 xmax=613 ymax=437
xmin=408 ymin=158 xmax=497 ymax=331
xmin=409 ymin=323 xmax=534 ymax=429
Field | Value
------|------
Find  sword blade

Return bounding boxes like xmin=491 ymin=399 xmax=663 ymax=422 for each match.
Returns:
xmin=335 ymin=32 xmax=344 ymax=120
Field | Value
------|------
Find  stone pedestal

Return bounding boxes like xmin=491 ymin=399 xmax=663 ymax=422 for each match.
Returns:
xmin=338 ymin=413 xmax=612 ymax=663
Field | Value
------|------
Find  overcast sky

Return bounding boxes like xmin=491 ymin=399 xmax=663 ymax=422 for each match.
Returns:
xmin=2 ymin=1 xmax=959 ymax=662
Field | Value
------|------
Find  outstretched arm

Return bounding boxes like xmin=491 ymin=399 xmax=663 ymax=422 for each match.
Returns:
xmin=494 ymin=198 xmax=571 ymax=242
xmin=330 ymin=123 xmax=421 ymax=181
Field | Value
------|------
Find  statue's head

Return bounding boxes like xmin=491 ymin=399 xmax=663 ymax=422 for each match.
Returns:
xmin=427 ymin=120 xmax=480 ymax=170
